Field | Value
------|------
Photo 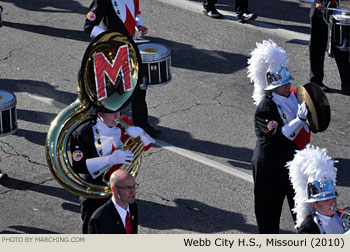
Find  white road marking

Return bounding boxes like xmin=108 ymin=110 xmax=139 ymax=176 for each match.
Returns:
xmin=25 ymin=93 xmax=67 ymax=110
xmin=154 ymin=139 xmax=254 ymax=183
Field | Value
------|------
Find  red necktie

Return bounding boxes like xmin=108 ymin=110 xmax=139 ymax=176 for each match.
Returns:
xmin=125 ymin=211 xmax=132 ymax=234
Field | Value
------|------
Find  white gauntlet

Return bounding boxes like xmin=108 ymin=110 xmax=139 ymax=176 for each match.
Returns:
xmin=86 ymin=155 xmax=111 ymax=179
xmin=86 ymin=150 xmax=134 ymax=179
xmin=282 ymin=117 xmax=306 ymax=141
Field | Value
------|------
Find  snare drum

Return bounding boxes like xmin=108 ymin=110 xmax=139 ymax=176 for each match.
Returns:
xmin=138 ymin=43 xmax=171 ymax=88
xmin=330 ymin=11 xmax=350 ymax=51
xmin=0 ymin=90 xmax=18 ymax=136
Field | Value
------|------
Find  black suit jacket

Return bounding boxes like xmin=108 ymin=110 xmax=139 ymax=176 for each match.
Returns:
xmin=298 ymin=214 xmax=322 ymax=234
xmin=251 ymin=94 xmax=299 ymax=187
xmin=88 ymin=198 xmax=138 ymax=234
xmin=84 ymin=0 xmax=129 ymax=36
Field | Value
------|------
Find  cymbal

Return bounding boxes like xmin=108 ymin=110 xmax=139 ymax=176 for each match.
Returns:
xmin=297 ymin=83 xmax=331 ymax=133
xmin=297 ymin=84 xmax=319 ymax=133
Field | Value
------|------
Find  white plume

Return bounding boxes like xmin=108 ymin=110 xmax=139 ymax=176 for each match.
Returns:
xmin=286 ymin=144 xmax=338 ymax=228
xmin=247 ymin=40 xmax=289 ymax=106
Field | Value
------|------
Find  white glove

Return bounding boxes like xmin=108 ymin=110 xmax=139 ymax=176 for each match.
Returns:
xmin=297 ymin=102 xmax=308 ymax=121
xmin=126 ymin=126 xmax=155 ymax=146
xmin=107 ymin=149 xmax=134 ymax=166
xmin=126 ymin=126 xmax=144 ymax=138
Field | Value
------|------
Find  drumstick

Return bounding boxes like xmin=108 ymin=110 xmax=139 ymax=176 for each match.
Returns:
xmin=326 ymin=7 xmax=350 ymax=13
xmin=134 ymin=13 xmax=152 ymax=44
xmin=143 ymin=13 xmax=152 ymax=30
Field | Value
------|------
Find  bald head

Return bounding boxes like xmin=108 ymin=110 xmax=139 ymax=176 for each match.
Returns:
xmin=110 ymin=170 xmax=136 ymax=209
xmin=110 ymin=170 xmax=134 ymax=188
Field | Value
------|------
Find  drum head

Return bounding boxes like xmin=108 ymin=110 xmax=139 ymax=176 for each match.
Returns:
xmin=80 ymin=32 xmax=141 ymax=113
xmin=0 ymin=90 xmax=16 ymax=109
xmin=333 ymin=12 xmax=350 ymax=23
xmin=297 ymin=83 xmax=331 ymax=133
xmin=138 ymin=43 xmax=170 ymax=62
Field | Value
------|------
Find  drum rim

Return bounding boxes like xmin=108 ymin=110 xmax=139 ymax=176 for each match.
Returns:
xmin=138 ymin=43 xmax=171 ymax=62
xmin=141 ymin=54 xmax=171 ymax=63
xmin=0 ymin=126 xmax=18 ymax=137
xmin=146 ymin=77 xmax=172 ymax=87
xmin=332 ymin=13 xmax=350 ymax=22
xmin=138 ymin=43 xmax=170 ymax=50
xmin=0 ymin=90 xmax=17 ymax=109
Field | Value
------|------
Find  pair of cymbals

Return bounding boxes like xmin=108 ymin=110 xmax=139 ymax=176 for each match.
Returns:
xmin=297 ymin=83 xmax=331 ymax=133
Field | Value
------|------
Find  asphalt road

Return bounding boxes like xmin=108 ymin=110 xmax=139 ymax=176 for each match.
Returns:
xmin=0 ymin=0 xmax=349 ymax=234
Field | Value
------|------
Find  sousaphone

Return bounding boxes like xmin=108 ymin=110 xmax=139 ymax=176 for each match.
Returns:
xmin=45 ymin=31 xmax=142 ymax=198
xmin=297 ymin=82 xmax=331 ymax=133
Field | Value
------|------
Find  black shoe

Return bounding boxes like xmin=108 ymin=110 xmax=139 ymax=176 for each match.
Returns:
xmin=203 ymin=7 xmax=223 ymax=19
xmin=237 ymin=11 xmax=257 ymax=23
xmin=0 ymin=172 xmax=8 ymax=180
xmin=317 ymin=83 xmax=331 ymax=93
xmin=143 ymin=125 xmax=161 ymax=138
xmin=341 ymin=88 xmax=350 ymax=96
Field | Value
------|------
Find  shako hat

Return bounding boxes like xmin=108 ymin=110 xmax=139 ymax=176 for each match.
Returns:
xmin=247 ymin=40 xmax=291 ymax=106
xmin=287 ymin=144 xmax=338 ymax=228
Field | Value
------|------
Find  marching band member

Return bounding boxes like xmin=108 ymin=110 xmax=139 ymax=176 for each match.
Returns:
xmin=309 ymin=0 xmax=350 ymax=95
xmin=287 ymin=144 xmax=350 ymax=234
xmin=247 ymin=40 xmax=311 ymax=233
xmin=84 ymin=0 xmax=161 ymax=137
xmin=69 ymin=109 xmax=153 ymax=233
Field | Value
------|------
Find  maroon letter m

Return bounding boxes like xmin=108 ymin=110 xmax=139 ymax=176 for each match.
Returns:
xmin=93 ymin=45 xmax=132 ymax=101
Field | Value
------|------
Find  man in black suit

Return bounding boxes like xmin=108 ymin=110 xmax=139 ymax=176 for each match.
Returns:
xmin=88 ymin=170 xmax=138 ymax=234
xmin=203 ymin=0 xmax=257 ymax=22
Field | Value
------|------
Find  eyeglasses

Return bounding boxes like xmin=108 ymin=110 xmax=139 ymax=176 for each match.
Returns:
xmin=116 ymin=183 xmax=139 ymax=191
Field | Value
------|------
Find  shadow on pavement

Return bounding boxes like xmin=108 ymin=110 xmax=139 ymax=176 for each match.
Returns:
xmin=0 ymin=176 xmax=79 ymax=203
xmin=145 ymin=37 xmax=249 ymax=74
xmin=138 ymin=198 xmax=257 ymax=233
xmin=151 ymin=122 xmax=253 ymax=171
xmin=0 ymin=225 xmax=58 ymax=234
xmin=1 ymin=0 xmax=88 ymax=14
